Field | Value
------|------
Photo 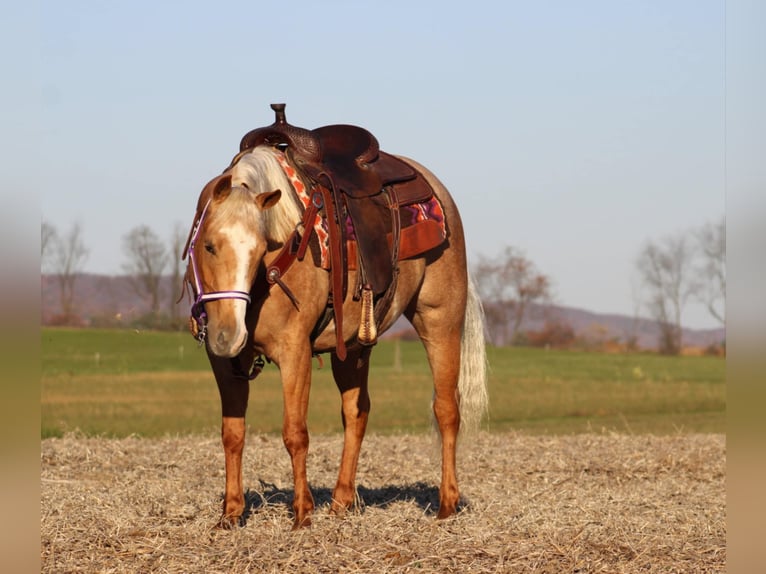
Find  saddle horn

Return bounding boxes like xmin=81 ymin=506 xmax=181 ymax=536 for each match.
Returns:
xmin=239 ymin=103 xmax=321 ymax=163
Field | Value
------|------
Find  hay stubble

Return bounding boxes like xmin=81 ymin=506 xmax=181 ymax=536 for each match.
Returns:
xmin=42 ymin=432 xmax=725 ymax=573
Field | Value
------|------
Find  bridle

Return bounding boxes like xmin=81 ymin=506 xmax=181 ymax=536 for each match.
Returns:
xmin=185 ymin=198 xmax=252 ymax=344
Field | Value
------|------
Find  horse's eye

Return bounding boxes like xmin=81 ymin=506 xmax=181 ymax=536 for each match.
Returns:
xmin=204 ymin=242 xmax=216 ymax=255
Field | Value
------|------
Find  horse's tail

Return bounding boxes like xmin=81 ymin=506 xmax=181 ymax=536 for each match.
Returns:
xmin=458 ymin=274 xmax=489 ymax=433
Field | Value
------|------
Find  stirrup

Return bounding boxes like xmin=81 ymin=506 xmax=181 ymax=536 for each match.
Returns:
xmin=357 ymin=284 xmax=377 ymax=346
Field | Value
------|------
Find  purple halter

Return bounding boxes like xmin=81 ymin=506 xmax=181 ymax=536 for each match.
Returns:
xmin=186 ymin=198 xmax=252 ymax=344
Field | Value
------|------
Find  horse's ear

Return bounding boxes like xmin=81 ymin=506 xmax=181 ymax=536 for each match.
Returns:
xmin=256 ymin=189 xmax=282 ymax=210
xmin=213 ymin=174 xmax=232 ymax=199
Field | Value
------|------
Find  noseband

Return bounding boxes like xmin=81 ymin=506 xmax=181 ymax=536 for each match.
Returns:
xmin=186 ymin=198 xmax=252 ymax=344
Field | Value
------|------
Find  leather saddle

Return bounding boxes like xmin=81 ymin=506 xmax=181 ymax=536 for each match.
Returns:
xmin=238 ymin=104 xmax=436 ymax=358
xmin=240 ymin=104 xmax=433 ymax=291
xmin=240 ymin=104 xmax=419 ymax=199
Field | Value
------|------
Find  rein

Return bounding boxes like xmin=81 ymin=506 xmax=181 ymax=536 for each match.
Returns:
xmin=186 ymin=198 xmax=252 ymax=344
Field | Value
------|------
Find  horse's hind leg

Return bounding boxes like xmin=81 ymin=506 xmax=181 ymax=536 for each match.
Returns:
xmin=329 ymin=346 xmax=371 ymax=515
xmin=407 ymin=280 xmax=466 ymax=519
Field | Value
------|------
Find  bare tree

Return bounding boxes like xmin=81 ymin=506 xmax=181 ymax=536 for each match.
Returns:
xmin=51 ymin=222 xmax=89 ymax=321
xmin=41 ymin=220 xmax=57 ymax=271
xmin=625 ymin=275 xmax=644 ymax=351
xmin=474 ymin=246 xmax=552 ymax=346
xmin=695 ymin=218 xmax=725 ymax=325
xmin=636 ymin=232 xmax=697 ymax=354
xmin=122 ymin=225 xmax=169 ymax=315
xmin=474 ymin=257 xmax=515 ymax=346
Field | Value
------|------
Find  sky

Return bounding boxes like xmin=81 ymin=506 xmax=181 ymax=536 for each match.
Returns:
xmin=10 ymin=0 xmax=755 ymax=330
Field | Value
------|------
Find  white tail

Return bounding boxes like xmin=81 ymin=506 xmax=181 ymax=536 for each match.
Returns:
xmin=457 ymin=274 xmax=489 ymax=432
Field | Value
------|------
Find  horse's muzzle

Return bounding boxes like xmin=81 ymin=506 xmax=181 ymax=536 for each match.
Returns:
xmin=208 ymin=331 xmax=247 ymax=358
xmin=208 ymin=325 xmax=248 ymax=358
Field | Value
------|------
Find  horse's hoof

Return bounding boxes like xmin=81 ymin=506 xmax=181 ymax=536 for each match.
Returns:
xmin=329 ymin=501 xmax=350 ymax=517
xmin=216 ymin=515 xmax=242 ymax=530
xmin=436 ymin=506 xmax=457 ymax=520
xmin=291 ymin=515 xmax=312 ymax=530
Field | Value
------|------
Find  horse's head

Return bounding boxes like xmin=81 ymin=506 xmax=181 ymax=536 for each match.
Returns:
xmin=184 ymin=168 xmax=284 ymax=357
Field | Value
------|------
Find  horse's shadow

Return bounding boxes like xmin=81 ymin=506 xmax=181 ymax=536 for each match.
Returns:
xmin=235 ymin=480 xmax=462 ymax=526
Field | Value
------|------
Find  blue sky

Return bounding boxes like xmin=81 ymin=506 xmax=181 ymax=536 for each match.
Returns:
xmin=14 ymin=1 xmax=748 ymax=329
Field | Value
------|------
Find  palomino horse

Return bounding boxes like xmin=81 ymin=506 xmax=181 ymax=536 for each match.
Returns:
xmin=183 ymin=142 xmax=487 ymax=530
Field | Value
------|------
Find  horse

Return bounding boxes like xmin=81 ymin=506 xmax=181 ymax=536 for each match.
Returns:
xmin=183 ymin=143 xmax=488 ymax=530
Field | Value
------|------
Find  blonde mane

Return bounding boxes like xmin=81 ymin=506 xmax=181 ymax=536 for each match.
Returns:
xmin=210 ymin=146 xmax=304 ymax=243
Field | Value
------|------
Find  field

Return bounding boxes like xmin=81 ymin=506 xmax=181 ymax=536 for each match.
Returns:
xmin=41 ymin=328 xmax=726 ymax=437
xmin=41 ymin=328 xmax=726 ymax=572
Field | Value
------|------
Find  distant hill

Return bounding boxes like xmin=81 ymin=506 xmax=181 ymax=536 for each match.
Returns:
xmin=520 ymin=303 xmax=723 ymax=350
xmin=383 ymin=302 xmax=724 ymax=351
xmin=41 ymin=274 xmax=724 ymax=350
xmin=41 ymin=274 xmax=186 ymax=328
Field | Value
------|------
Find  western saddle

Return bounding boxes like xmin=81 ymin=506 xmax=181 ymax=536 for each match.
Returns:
xmin=239 ymin=104 xmax=440 ymax=360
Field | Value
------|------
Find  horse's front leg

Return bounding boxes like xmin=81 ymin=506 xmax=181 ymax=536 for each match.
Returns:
xmin=279 ymin=342 xmax=315 ymax=529
xmin=220 ymin=416 xmax=246 ymax=527
xmin=208 ymin=351 xmax=251 ymax=529
xmin=329 ymin=346 xmax=371 ymax=515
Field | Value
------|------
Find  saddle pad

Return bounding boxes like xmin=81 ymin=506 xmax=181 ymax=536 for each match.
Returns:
xmin=344 ymin=199 xmax=447 ymax=271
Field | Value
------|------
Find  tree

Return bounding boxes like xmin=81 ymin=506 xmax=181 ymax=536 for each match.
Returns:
xmin=474 ymin=246 xmax=552 ymax=346
xmin=41 ymin=220 xmax=57 ymax=271
xmin=51 ymin=222 xmax=89 ymax=321
xmin=626 ymin=275 xmax=644 ymax=351
xmin=635 ymin=232 xmax=697 ymax=354
xmin=122 ymin=225 xmax=169 ymax=315
xmin=694 ymin=218 xmax=725 ymax=325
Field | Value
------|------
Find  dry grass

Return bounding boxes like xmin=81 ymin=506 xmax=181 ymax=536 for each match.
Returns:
xmin=41 ymin=432 xmax=725 ymax=573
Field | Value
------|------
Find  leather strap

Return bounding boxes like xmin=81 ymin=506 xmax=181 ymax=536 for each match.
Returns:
xmin=266 ymin=231 xmax=302 ymax=310
xmin=318 ymin=182 xmax=348 ymax=361
xmin=265 ymin=190 xmax=323 ymax=310
xmin=371 ymin=186 xmax=402 ymax=331
xmin=296 ymin=191 xmax=323 ymax=261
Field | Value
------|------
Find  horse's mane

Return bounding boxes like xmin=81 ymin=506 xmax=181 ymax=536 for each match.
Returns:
xmin=210 ymin=146 xmax=303 ymax=243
